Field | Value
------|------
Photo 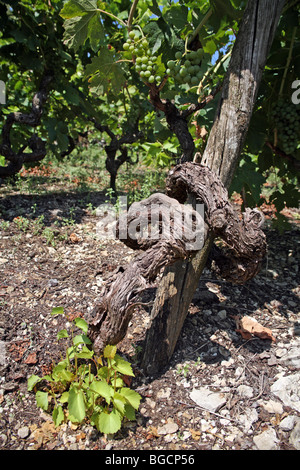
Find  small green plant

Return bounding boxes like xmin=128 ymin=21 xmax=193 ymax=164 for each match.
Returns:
xmin=13 ymin=216 xmax=30 ymax=232
xmin=32 ymin=214 xmax=45 ymax=235
xmin=61 ymin=207 xmax=76 ymax=226
xmin=0 ymin=220 xmax=10 ymax=231
xmin=28 ymin=307 xmax=141 ymax=435
xmin=42 ymin=227 xmax=56 ymax=246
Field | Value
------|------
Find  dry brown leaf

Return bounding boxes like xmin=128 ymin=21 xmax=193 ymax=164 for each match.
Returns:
xmin=146 ymin=425 xmax=159 ymax=439
xmin=76 ymin=432 xmax=86 ymax=442
xmin=237 ymin=316 xmax=276 ymax=342
xmin=30 ymin=421 xmax=58 ymax=449
xmin=24 ymin=352 xmax=38 ymax=364
xmin=189 ymin=428 xmax=201 ymax=441
xmin=69 ymin=232 xmax=80 ymax=243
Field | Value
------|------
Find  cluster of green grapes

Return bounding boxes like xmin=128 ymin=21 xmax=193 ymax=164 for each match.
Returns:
xmin=166 ymin=49 xmax=204 ymax=88
xmin=271 ymin=99 xmax=300 ymax=155
xmin=123 ymin=31 xmax=161 ymax=85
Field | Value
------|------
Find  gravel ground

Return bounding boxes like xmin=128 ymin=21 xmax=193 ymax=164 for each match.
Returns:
xmin=0 ymin=188 xmax=299 ymax=451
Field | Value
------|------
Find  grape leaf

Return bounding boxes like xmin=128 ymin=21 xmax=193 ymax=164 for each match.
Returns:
xmin=89 ymin=380 xmax=113 ymax=404
xmin=163 ymin=5 xmax=188 ymax=31
xmin=36 ymin=391 xmax=49 ymax=411
xmin=68 ymin=387 xmax=86 ymax=423
xmin=98 ymin=409 xmax=121 ymax=434
xmin=120 ymin=387 xmax=141 ymax=410
xmin=114 ymin=354 xmax=135 ymax=376
xmin=85 ymin=48 xmax=126 ymax=95
xmin=52 ymin=405 xmax=65 ymax=427
xmin=60 ymin=0 xmax=99 ymax=19
xmin=62 ymin=1 xmax=104 ymax=52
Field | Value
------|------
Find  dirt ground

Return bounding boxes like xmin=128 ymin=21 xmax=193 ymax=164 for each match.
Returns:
xmin=0 ymin=183 xmax=299 ymax=451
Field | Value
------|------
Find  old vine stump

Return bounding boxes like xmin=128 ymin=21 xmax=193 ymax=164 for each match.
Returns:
xmin=87 ymin=162 xmax=266 ymax=358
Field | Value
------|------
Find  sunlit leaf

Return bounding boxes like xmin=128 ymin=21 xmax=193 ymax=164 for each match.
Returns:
xmin=68 ymin=387 xmax=86 ymax=422
xmin=97 ymin=409 xmax=122 ymax=434
xmin=36 ymin=391 xmax=49 ymax=411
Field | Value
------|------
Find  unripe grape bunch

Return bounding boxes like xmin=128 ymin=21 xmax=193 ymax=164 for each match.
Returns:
xmin=166 ymin=49 xmax=204 ymax=88
xmin=271 ymin=99 xmax=300 ymax=155
xmin=123 ymin=31 xmax=203 ymax=89
xmin=123 ymin=31 xmax=161 ymax=85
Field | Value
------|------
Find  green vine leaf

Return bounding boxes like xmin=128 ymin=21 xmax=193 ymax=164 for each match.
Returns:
xmin=60 ymin=0 xmax=99 ymax=19
xmin=89 ymin=380 xmax=113 ymax=405
xmin=52 ymin=405 xmax=65 ymax=427
xmin=114 ymin=354 xmax=135 ymax=376
xmin=61 ymin=0 xmax=105 ymax=52
xmin=36 ymin=391 xmax=49 ymax=411
xmin=98 ymin=409 xmax=122 ymax=434
xmin=120 ymin=387 xmax=142 ymax=410
xmin=85 ymin=48 xmax=127 ymax=95
xmin=68 ymin=387 xmax=86 ymax=423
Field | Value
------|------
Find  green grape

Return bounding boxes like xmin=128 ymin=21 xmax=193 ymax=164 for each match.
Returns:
xmin=144 ymin=70 xmax=151 ymax=78
xmin=141 ymin=56 xmax=148 ymax=64
xmin=273 ymin=98 xmax=300 ymax=154
xmin=191 ymin=76 xmax=198 ymax=85
xmin=167 ymin=60 xmax=176 ymax=69
xmin=129 ymin=31 xmax=136 ymax=39
xmin=185 ymin=74 xmax=191 ymax=83
xmin=141 ymin=63 xmax=148 ymax=70
xmin=192 ymin=57 xmax=201 ymax=65
xmin=175 ymin=51 xmax=182 ymax=60
xmin=166 ymin=68 xmax=171 ymax=75
xmin=136 ymin=47 xmax=144 ymax=57
xmin=179 ymin=67 xmax=187 ymax=77
xmin=123 ymin=42 xmax=130 ymax=50
xmin=156 ymin=76 xmax=161 ymax=83
xmin=187 ymin=51 xmax=197 ymax=60
xmin=136 ymin=56 xmax=142 ymax=64
xmin=140 ymin=71 xmax=145 ymax=78
xmin=142 ymin=39 xmax=148 ymax=48
xmin=129 ymin=45 xmax=135 ymax=52
xmin=148 ymin=75 xmax=155 ymax=83
xmin=184 ymin=60 xmax=191 ymax=68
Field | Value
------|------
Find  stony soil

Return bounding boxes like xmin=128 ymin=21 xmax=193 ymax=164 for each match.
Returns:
xmin=0 ymin=186 xmax=299 ymax=451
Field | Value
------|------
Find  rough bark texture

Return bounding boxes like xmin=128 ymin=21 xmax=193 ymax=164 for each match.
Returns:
xmin=166 ymin=162 xmax=266 ymax=283
xmin=201 ymin=0 xmax=286 ymax=186
xmin=140 ymin=0 xmax=285 ymax=374
xmin=88 ymin=163 xmax=266 ymax=354
xmin=148 ymin=83 xmax=221 ymax=163
xmin=0 ymin=70 xmax=54 ymax=178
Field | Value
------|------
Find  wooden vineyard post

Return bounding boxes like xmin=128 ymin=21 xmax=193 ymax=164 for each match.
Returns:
xmin=140 ymin=0 xmax=285 ymax=375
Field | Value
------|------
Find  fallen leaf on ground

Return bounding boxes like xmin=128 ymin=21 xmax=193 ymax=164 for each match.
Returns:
xmin=30 ymin=421 xmax=58 ymax=449
xmin=236 ymin=316 xmax=276 ymax=342
xmin=189 ymin=428 xmax=201 ymax=440
xmin=24 ymin=352 xmax=38 ymax=364
xmin=146 ymin=426 xmax=159 ymax=439
xmin=69 ymin=232 xmax=80 ymax=243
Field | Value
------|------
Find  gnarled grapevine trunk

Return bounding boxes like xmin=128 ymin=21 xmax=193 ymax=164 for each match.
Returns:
xmin=87 ymin=163 xmax=266 ymax=354
xmin=0 ymin=70 xmax=53 ymax=178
